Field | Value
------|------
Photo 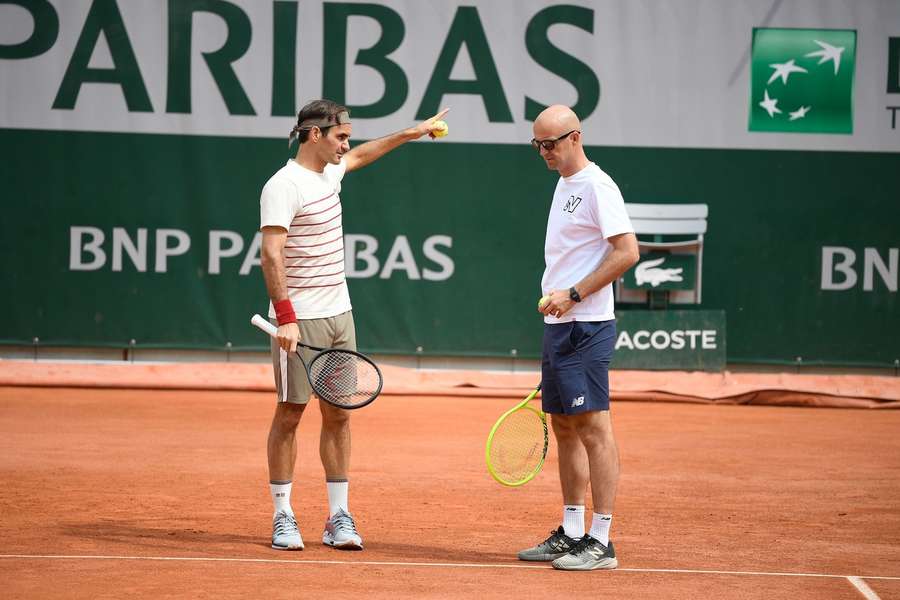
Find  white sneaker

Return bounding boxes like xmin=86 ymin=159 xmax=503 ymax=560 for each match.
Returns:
xmin=322 ymin=508 xmax=363 ymax=550
xmin=272 ymin=511 xmax=304 ymax=550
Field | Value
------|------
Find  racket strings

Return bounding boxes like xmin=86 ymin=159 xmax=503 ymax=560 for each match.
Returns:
xmin=308 ymin=351 xmax=380 ymax=407
xmin=489 ymin=408 xmax=547 ymax=483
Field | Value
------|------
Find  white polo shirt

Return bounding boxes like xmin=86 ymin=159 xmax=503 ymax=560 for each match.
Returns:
xmin=260 ymin=159 xmax=351 ymax=320
xmin=541 ymin=162 xmax=633 ymax=323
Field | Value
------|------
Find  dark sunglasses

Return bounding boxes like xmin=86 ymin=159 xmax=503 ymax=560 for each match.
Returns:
xmin=531 ymin=130 xmax=579 ymax=151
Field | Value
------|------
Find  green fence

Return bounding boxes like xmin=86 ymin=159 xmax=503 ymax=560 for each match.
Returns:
xmin=1 ymin=128 xmax=897 ymax=366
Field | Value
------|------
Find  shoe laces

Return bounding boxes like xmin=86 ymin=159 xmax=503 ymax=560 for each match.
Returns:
xmin=274 ymin=511 xmax=299 ymax=536
xmin=568 ymin=534 xmax=601 ymax=556
xmin=544 ymin=527 xmax=574 ymax=550
xmin=331 ymin=509 xmax=359 ymax=534
xmin=546 ymin=527 xmax=572 ymax=544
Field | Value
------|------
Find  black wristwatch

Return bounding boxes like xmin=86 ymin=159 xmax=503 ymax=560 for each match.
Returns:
xmin=569 ymin=286 xmax=582 ymax=303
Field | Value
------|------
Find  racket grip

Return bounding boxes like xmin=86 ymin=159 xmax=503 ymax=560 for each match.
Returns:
xmin=250 ymin=313 xmax=278 ymax=337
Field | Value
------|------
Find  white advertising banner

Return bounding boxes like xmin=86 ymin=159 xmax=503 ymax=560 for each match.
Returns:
xmin=1 ymin=0 xmax=898 ymax=151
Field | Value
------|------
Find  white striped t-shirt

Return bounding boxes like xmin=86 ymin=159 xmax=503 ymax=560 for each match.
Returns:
xmin=260 ymin=158 xmax=350 ymax=320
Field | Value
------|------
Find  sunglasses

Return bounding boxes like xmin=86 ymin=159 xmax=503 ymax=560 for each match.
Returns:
xmin=530 ymin=130 xmax=579 ymax=151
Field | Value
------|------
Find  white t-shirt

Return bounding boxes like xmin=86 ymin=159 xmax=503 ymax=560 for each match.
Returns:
xmin=260 ymin=159 xmax=351 ymax=320
xmin=541 ymin=162 xmax=633 ymax=323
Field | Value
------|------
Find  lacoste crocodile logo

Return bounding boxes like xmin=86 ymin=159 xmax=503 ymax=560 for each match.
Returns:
xmin=635 ymin=257 xmax=684 ymax=287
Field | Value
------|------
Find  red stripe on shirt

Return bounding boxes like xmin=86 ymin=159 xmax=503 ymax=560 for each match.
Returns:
xmin=287 ymin=212 xmax=341 ymax=233
xmin=285 ymin=234 xmax=342 ymax=250
xmin=304 ymin=191 xmax=335 ymax=209
xmin=292 ymin=200 xmax=340 ymax=221
xmin=286 ymin=269 xmax=345 ymax=280
xmin=284 ymin=247 xmax=344 ymax=260
xmin=285 ymin=224 xmax=342 ymax=240
xmin=285 ymin=257 xmax=345 ymax=270
xmin=287 ymin=281 xmax=346 ymax=290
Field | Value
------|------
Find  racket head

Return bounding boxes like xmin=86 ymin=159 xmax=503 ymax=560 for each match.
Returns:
xmin=485 ymin=403 xmax=549 ymax=487
xmin=306 ymin=348 xmax=383 ymax=409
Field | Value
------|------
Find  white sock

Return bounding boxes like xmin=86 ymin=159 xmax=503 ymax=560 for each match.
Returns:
xmin=562 ymin=505 xmax=585 ymax=539
xmin=589 ymin=513 xmax=612 ymax=545
xmin=270 ymin=481 xmax=293 ymax=516
xmin=326 ymin=479 xmax=349 ymax=517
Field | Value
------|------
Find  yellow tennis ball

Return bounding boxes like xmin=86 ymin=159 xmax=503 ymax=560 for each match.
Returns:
xmin=432 ymin=120 xmax=448 ymax=138
xmin=538 ymin=295 xmax=550 ymax=309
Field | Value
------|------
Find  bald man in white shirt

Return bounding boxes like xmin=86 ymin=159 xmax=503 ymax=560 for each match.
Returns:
xmin=517 ymin=105 xmax=639 ymax=571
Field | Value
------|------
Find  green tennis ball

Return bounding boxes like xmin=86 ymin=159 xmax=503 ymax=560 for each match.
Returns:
xmin=538 ymin=295 xmax=550 ymax=309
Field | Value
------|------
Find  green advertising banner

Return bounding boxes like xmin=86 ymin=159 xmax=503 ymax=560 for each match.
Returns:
xmin=0 ymin=1 xmax=897 ymax=368
xmin=613 ymin=311 xmax=726 ymax=372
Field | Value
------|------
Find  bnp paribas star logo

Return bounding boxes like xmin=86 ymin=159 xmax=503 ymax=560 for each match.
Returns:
xmin=749 ymin=28 xmax=857 ymax=134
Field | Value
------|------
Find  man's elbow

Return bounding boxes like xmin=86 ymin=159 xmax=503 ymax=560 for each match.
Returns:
xmin=261 ymin=247 xmax=281 ymax=267
xmin=627 ymin=244 xmax=640 ymax=268
xmin=623 ymin=235 xmax=640 ymax=267
xmin=260 ymin=228 xmax=287 ymax=265
xmin=260 ymin=241 xmax=283 ymax=267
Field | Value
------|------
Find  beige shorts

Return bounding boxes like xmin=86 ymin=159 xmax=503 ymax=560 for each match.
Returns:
xmin=270 ymin=311 xmax=357 ymax=404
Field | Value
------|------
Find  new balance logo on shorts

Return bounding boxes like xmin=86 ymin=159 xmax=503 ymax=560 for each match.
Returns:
xmin=571 ymin=395 xmax=585 ymax=408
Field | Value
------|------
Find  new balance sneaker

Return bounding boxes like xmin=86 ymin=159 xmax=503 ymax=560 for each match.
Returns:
xmin=271 ymin=511 xmax=304 ymax=550
xmin=322 ymin=508 xmax=363 ymax=550
xmin=517 ymin=526 xmax=580 ymax=561
xmin=551 ymin=535 xmax=617 ymax=570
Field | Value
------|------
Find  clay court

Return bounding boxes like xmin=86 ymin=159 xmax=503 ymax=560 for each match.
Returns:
xmin=2 ymin=370 xmax=899 ymax=599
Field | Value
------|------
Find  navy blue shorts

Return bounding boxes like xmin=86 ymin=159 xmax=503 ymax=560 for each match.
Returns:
xmin=541 ymin=320 xmax=616 ymax=415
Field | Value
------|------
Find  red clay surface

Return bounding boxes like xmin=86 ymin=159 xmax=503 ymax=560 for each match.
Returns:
xmin=2 ymin=386 xmax=899 ymax=599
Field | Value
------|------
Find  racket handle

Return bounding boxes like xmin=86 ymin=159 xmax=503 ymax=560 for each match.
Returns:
xmin=250 ymin=313 xmax=278 ymax=337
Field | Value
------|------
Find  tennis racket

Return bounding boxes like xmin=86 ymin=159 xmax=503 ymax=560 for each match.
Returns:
xmin=485 ymin=383 xmax=548 ymax=487
xmin=251 ymin=314 xmax=383 ymax=410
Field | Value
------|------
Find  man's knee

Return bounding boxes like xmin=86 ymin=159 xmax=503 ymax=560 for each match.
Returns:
xmin=551 ymin=413 xmax=580 ymax=441
xmin=574 ymin=412 xmax=616 ymax=448
xmin=273 ymin=402 xmax=305 ymax=430
xmin=320 ymin=402 xmax=350 ymax=430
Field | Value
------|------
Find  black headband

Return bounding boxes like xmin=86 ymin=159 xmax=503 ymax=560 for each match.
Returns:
xmin=288 ymin=111 xmax=351 ymax=147
xmin=298 ymin=110 xmax=351 ymax=131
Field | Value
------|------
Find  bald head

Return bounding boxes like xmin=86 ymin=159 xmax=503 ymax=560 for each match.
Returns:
xmin=533 ymin=104 xmax=581 ymax=139
xmin=532 ymin=104 xmax=588 ymax=177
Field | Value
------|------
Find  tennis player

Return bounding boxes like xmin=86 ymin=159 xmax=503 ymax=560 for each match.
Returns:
xmin=259 ymin=99 xmax=448 ymax=551
xmin=517 ymin=105 xmax=639 ymax=570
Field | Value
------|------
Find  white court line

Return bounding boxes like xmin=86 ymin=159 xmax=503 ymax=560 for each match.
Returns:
xmin=1 ymin=554 xmax=899 ymax=582
xmin=848 ymin=576 xmax=882 ymax=600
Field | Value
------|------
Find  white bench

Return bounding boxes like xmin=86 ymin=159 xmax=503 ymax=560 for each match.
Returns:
xmin=617 ymin=203 xmax=708 ymax=304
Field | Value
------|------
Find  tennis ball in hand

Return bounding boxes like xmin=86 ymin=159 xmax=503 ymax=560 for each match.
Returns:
xmin=538 ymin=295 xmax=550 ymax=310
xmin=431 ymin=120 xmax=449 ymax=138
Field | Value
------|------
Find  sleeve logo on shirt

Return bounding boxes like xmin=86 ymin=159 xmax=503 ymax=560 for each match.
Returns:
xmin=563 ymin=196 xmax=582 ymax=213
